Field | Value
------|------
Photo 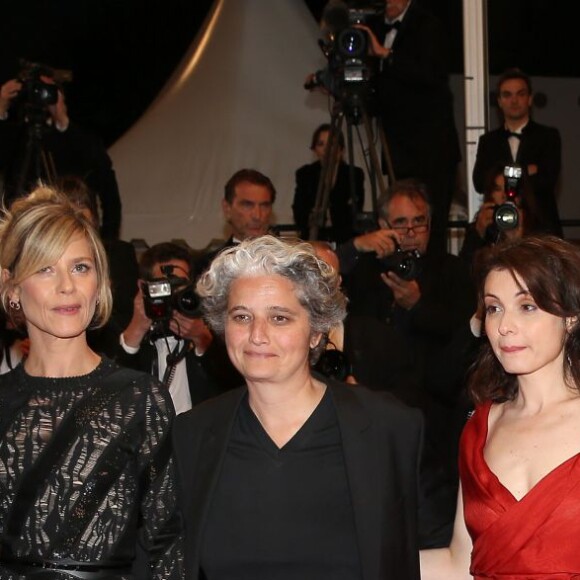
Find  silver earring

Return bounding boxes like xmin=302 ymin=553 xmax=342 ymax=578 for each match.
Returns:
xmin=9 ymin=300 xmax=20 ymax=310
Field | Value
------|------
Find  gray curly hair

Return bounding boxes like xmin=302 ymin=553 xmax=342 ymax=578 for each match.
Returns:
xmin=196 ymin=235 xmax=347 ymax=340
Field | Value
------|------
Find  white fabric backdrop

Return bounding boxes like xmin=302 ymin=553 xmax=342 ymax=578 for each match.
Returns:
xmin=110 ymin=0 xmax=339 ymax=249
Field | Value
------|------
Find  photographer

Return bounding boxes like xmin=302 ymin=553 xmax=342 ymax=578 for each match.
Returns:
xmin=117 ymin=242 xmax=241 ymax=413
xmin=342 ymin=180 xmax=474 ymax=463
xmin=473 ymin=68 xmax=562 ymax=236
xmin=0 ymin=64 xmax=122 ymax=239
xmin=347 ymin=0 xmax=460 ymax=253
xmin=459 ymin=164 xmax=543 ymax=267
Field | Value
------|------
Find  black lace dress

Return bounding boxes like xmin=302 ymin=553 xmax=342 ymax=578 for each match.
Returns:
xmin=0 ymin=358 xmax=184 ymax=579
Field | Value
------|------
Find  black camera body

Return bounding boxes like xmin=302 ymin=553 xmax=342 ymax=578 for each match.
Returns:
xmin=493 ymin=165 xmax=523 ymax=231
xmin=314 ymin=0 xmax=383 ymax=105
xmin=17 ymin=60 xmax=72 ymax=110
xmin=141 ymin=267 xmax=200 ymax=324
xmin=378 ymin=246 xmax=422 ymax=281
xmin=314 ymin=348 xmax=352 ymax=382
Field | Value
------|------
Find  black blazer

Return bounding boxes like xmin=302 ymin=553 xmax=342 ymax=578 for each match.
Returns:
xmin=173 ymin=379 xmax=423 ymax=580
xmin=472 ymin=120 xmax=562 ymax=235
xmin=292 ymin=161 xmax=365 ymax=243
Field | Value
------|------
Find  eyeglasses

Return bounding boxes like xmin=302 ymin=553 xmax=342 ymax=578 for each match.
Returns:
xmin=389 ymin=223 xmax=430 ymax=235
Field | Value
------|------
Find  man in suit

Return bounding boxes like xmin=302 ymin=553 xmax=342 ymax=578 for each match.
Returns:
xmin=472 ymin=68 xmax=562 ymax=236
xmin=117 ymin=242 xmax=241 ymax=412
xmin=356 ymin=0 xmax=461 ymax=252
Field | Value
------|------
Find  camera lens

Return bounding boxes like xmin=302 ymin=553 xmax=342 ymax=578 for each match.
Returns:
xmin=378 ymin=249 xmax=422 ymax=281
xmin=173 ymin=286 xmax=200 ymax=318
xmin=397 ymin=255 xmax=416 ymax=278
xmin=314 ymin=349 xmax=351 ymax=382
xmin=30 ymin=81 xmax=58 ymax=106
xmin=337 ymin=28 xmax=367 ymax=58
xmin=494 ymin=203 xmax=519 ymax=230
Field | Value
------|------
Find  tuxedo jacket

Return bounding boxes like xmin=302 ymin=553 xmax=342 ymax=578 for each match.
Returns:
xmin=173 ymin=379 xmax=423 ymax=580
xmin=472 ymin=120 xmax=562 ymax=235
xmin=292 ymin=161 xmax=365 ymax=243
xmin=372 ymin=1 xmax=460 ymax=179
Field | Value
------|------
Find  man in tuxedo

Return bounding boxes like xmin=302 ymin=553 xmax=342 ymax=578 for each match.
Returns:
xmin=356 ymin=0 xmax=461 ymax=252
xmin=473 ymin=68 xmax=562 ymax=235
xmin=117 ymin=242 xmax=241 ymax=412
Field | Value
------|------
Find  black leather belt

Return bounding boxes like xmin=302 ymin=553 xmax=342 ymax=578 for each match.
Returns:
xmin=0 ymin=559 xmax=131 ymax=579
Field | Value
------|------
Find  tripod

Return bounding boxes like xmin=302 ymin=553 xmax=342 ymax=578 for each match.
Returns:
xmin=14 ymin=107 xmax=57 ymax=198
xmin=308 ymin=93 xmax=396 ymax=241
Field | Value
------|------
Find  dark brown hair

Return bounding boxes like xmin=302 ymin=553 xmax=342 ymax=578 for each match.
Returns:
xmin=223 ymin=169 xmax=276 ymax=204
xmin=139 ymin=242 xmax=197 ymax=281
xmin=497 ymin=67 xmax=532 ymax=95
xmin=469 ymin=236 xmax=580 ymax=403
xmin=310 ymin=123 xmax=344 ymax=150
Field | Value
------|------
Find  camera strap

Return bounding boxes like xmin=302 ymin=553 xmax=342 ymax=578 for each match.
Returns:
xmin=160 ymin=339 xmax=191 ymax=388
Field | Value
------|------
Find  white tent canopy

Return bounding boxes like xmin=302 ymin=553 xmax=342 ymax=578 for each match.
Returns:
xmin=110 ymin=0 xmax=334 ymax=248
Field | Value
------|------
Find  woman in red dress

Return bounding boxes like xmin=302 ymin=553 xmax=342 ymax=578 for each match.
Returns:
xmin=421 ymin=235 xmax=580 ymax=579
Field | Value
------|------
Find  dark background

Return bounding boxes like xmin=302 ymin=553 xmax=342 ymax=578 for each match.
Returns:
xmin=1 ymin=0 xmax=578 ymax=147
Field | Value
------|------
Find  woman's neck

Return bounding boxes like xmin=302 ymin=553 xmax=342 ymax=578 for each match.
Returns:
xmin=247 ymin=373 xmax=327 ymax=444
xmin=24 ymin=334 xmax=100 ymax=378
xmin=514 ymin=362 xmax=578 ymax=413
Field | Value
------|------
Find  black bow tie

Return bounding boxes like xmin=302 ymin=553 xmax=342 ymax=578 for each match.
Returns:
xmin=384 ymin=21 xmax=401 ymax=34
xmin=505 ymin=130 xmax=521 ymax=140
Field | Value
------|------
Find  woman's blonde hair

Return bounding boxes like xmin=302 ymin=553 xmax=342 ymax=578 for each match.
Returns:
xmin=0 ymin=186 xmax=112 ymax=328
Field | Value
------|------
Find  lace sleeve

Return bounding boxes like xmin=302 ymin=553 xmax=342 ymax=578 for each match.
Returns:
xmin=137 ymin=375 xmax=185 ymax=579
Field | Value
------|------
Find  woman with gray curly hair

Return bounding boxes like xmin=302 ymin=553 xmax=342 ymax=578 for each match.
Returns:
xmin=174 ymin=235 xmax=425 ymax=580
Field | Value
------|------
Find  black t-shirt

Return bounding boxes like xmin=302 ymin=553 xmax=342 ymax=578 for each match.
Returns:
xmin=200 ymin=388 xmax=362 ymax=580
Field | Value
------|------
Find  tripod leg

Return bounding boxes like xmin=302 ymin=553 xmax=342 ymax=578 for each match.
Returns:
xmin=377 ymin=120 xmax=396 ymax=186
xmin=41 ymin=150 xmax=57 ymax=186
xmin=14 ymin=122 xmax=57 ymax=197
xmin=361 ymin=110 xmax=389 ymax=216
xmin=344 ymin=119 xmax=360 ymax=232
xmin=308 ymin=111 xmax=344 ymax=241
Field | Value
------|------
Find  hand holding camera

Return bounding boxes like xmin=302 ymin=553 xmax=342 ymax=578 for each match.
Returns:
xmin=0 ymin=79 xmax=23 ymax=116
xmin=139 ymin=265 xmax=213 ymax=354
xmin=381 ymin=270 xmax=421 ymax=310
xmin=353 ymin=228 xmax=401 ymax=258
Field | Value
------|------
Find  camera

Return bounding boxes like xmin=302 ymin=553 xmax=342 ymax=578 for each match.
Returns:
xmin=378 ymin=245 xmax=422 ymax=281
xmin=493 ymin=165 xmax=523 ymax=231
xmin=314 ymin=348 xmax=352 ymax=382
xmin=309 ymin=0 xmax=383 ymax=111
xmin=141 ymin=265 xmax=200 ymax=324
xmin=17 ymin=60 xmax=72 ymax=110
